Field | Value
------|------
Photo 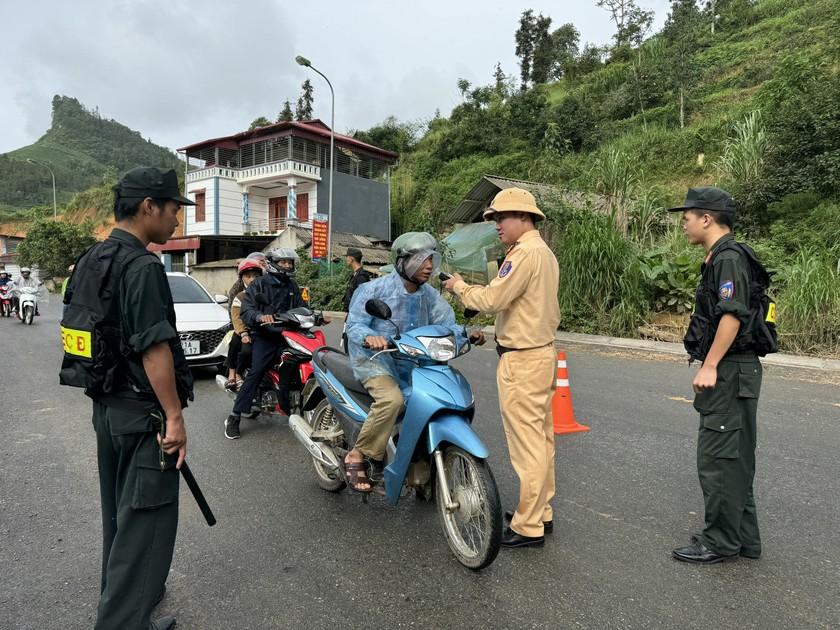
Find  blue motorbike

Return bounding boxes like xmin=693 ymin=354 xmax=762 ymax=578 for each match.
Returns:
xmin=288 ymin=299 xmax=502 ymax=569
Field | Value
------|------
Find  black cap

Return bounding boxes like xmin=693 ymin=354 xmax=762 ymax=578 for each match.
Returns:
xmin=346 ymin=247 xmax=363 ymax=261
xmin=113 ymin=167 xmax=196 ymax=206
xmin=668 ymin=186 xmax=736 ymax=213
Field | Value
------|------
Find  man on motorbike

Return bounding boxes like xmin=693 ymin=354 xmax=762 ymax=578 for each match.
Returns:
xmin=344 ymin=232 xmax=485 ymax=491
xmin=11 ymin=267 xmax=41 ymax=316
xmin=224 ymin=248 xmax=330 ymax=439
xmin=0 ymin=271 xmax=11 ymax=287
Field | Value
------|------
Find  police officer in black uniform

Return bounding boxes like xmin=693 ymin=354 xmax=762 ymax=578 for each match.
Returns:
xmin=69 ymin=167 xmax=195 ymax=629
xmin=669 ymin=187 xmax=763 ymax=564
xmin=341 ymin=247 xmax=371 ymax=351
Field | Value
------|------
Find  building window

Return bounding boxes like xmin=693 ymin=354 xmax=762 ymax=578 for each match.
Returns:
xmin=170 ymin=253 xmax=186 ymax=273
xmin=194 ymin=190 xmax=206 ymax=223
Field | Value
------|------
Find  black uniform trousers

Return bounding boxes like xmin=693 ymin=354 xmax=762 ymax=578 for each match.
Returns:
xmin=693 ymin=354 xmax=762 ymax=557
xmin=93 ymin=402 xmax=179 ymax=630
xmin=232 ymin=335 xmax=290 ymax=415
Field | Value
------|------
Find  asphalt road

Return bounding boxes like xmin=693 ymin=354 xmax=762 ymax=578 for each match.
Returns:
xmin=2 ymin=307 xmax=839 ymax=629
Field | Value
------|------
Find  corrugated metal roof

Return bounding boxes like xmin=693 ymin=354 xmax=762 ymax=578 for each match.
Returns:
xmin=446 ymin=174 xmax=608 ymax=223
xmin=281 ymin=226 xmax=391 ymax=266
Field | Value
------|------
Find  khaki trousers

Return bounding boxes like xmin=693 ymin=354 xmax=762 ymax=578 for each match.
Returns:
xmin=498 ymin=344 xmax=557 ymax=537
xmin=354 ymin=375 xmax=404 ymax=460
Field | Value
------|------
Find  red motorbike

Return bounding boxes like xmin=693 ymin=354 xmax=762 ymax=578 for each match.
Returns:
xmin=0 ymin=284 xmax=13 ymax=317
xmin=216 ymin=305 xmax=326 ymax=418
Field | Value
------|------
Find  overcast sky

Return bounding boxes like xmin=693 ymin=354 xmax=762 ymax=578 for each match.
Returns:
xmin=0 ymin=0 xmax=672 ymax=155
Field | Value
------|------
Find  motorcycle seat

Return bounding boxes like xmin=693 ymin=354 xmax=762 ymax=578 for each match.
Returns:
xmin=320 ymin=349 xmax=369 ymax=396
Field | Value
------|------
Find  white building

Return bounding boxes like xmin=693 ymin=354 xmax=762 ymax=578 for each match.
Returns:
xmin=178 ymin=120 xmax=399 ymax=241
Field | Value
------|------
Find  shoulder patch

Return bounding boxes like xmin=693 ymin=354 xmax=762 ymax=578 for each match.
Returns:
xmin=718 ymin=280 xmax=734 ymax=300
xmin=499 ymin=261 xmax=513 ymax=278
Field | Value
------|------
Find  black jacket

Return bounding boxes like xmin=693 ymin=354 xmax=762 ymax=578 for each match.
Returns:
xmin=240 ymin=273 xmax=304 ymax=334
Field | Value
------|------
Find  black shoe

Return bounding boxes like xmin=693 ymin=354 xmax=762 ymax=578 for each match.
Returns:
xmin=225 ymin=414 xmax=241 ymax=439
xmin=690 ymin=533 xmax=761 ymax=559
xmin=504 ymin=510 xmax=554 ymax=535
xmin=151 ymin=617 xmax=176 ymax=630
xmin=501 ymin=526 xmax=544 ymax=548
xmin=673 ymin=542 xmax=738 ymax=564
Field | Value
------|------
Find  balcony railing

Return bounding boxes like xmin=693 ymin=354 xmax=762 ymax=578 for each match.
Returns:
xmin=242 ymin=217 xmax=313 ymax=234
xmin=186 ymin=161 xmax=320 ymax=185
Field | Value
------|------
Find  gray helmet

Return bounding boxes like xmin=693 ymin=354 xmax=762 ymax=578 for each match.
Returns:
xmin=20 ymin=267 xmax=31 ymax=274
xmin=392 ymin=232 xmax=439 ymax=284
xmin=266 ymin=247 xmax=299 ymax=279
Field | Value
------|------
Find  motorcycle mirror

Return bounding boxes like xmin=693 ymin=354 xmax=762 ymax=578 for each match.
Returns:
xmin=464 ymin=308 xmax=479 ymax=320
xmin=365 ymin=299 xmax=392 ymax=320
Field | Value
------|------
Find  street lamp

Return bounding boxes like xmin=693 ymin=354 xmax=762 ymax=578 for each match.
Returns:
xmin=295 ymin=54 xmax=334 ymax=272
xmin=27 ymin=158 xmax=57 ymax=219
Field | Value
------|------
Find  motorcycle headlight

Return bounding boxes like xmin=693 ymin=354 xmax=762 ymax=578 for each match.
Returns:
xmin=458 ymin=341 xmax=471 ymax=356
xmin=285 ymin=337 xmax=312 ymax=355
xmin=294 ymin=313 xmax=315 ymax=329
xmin=417 ymin=335 xmax=457 ymax=361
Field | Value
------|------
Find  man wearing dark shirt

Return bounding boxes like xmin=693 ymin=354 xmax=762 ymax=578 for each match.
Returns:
xmin=341 ymin=247 xmax=372 ymax=351
xmin=67 ymin=167 xmax=195 ymax=630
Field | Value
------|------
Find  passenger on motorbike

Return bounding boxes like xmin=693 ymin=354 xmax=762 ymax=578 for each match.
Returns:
xmin=11 ymin=267 xmax=41 ymax=316
xmin=344 ymin=232 xmax=486 ymax=491
xmin=224 ymin=258 xmax=263 ymax=391
xmin=224 ymin=248 xmax=330 ymax=439
xmin=0 ymin=271 xmax=11 ymax=287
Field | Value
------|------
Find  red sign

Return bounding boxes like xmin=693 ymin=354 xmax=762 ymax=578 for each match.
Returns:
xmin=311 ymin=217 xmax=328 ymax=261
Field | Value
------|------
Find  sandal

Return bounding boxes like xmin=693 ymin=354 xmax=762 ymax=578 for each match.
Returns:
xmin=224 ymin=378 xmax=238 ymax=391
xmin=343 ymin=459 xmax=373 ymax=493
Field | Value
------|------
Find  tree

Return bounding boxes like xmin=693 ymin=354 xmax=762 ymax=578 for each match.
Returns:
xmin=277 ymin=100 xmax=294 ymax=122
xmin=295 ymin=79 xmax=314 ymax=121
xmin=597 ymin=0 xmax=655 ymax=48
xmin=514 ymin=10 xmax=537 ymax=89
xmin=493 ymin=62 xmax=507 ymax=95
xmin=529 ymin=14 xmax=554 ymax=85
xmin=350 ymin=116 xmax=421 ymax=154
xmin=662 ymin=0 xmax=701 ymax=128
xmin=549 ymin=23 xmax=580 ymax=80
xmin=248 ymin=116 xmax=272 ymax=130
xmin=17 ymin=219 xmax=97 ymax=277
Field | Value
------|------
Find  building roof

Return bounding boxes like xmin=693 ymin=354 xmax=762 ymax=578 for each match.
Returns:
xmin=446 ymin=174 xmax=609 ymax=224
xmin=178 ymin=119 xmax=399 ymax=162
xmin=282 ymin=225 xmax=392 ymax=266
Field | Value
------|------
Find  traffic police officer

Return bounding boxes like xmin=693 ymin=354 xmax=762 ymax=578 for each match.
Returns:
xmin=443 ymin=188 xmax=560 ymax=549
xmin=669 ymin=186 xmax=763 ymax=564
xmin=70 ymin=167 xmax=195 ymax=629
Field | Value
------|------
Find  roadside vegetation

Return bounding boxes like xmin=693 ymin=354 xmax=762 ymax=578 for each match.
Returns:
xmin=5 ymin=0 xmax=839 ymax=356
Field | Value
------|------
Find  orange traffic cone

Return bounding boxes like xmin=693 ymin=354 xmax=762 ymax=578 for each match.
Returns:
xmin=552 ymin=351 xmax=590 ymax=434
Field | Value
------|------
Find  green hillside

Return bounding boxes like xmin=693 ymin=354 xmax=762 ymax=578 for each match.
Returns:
xmin=379 ymin=0 xmax=840 ymax=355
xmin=0 ymin=95 xmax=180 ymax=214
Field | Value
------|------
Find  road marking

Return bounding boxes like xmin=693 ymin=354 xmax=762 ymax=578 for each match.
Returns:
xmin=669 ymin=396 xmax=693 ymax=403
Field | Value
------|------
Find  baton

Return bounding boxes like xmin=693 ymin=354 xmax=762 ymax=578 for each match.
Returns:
xmin=153 ymin=410 xmax=216 ymax=526
xmin=180 ymin=461 xmax=217 ymax=527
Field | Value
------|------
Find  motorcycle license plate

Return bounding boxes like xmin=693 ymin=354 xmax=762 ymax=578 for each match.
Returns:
xmin=181 ymin=340 xmax=200 ymax=355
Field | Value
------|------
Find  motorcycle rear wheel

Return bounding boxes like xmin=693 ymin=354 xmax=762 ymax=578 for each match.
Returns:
xmin=309 ymin=399 xmax=346 ymax=492
xmin=436 ymin=445 xmax=502 ymax=570
xmin=23 ymin=305 xmax=33 ymax=325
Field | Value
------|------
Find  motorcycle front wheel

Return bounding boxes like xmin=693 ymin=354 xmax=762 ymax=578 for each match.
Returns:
xmin=435 ymin=445 xmax=502 ymax=570
xmin=1 ymin=303 xmax=8 ymax=317
xmin=309 ymin=399 xmax=346 ymax=492
xmin=23 ymin=305 xmax=33 ymax=325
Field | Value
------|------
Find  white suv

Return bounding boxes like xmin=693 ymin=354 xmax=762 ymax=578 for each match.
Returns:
xmin=166 ymin=272 xmax=231 ymax=370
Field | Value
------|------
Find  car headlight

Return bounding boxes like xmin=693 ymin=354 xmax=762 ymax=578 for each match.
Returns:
xmin=285 ymin=337 xmax=312 ymax=355
xmin=417 ymin=335 xmax=457 ymax=361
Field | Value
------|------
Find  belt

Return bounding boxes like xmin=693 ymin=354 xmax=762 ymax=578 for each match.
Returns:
xmin=496 ymin=342 xmax=552 ymax=357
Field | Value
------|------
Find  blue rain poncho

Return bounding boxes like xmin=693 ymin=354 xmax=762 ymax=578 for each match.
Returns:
xmin=346 ymin=270 xmax=465 ymax=388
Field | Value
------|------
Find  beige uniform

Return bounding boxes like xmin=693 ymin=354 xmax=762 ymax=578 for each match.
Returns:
xmin=453 ymin=230 xmax=560 ymax=537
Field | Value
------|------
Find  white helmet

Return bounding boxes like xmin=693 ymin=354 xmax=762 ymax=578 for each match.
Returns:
xmin=20 ymin=267 xmax=31 ymax=274
xmin=266 ymin=247 xmax=299 ymax=278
